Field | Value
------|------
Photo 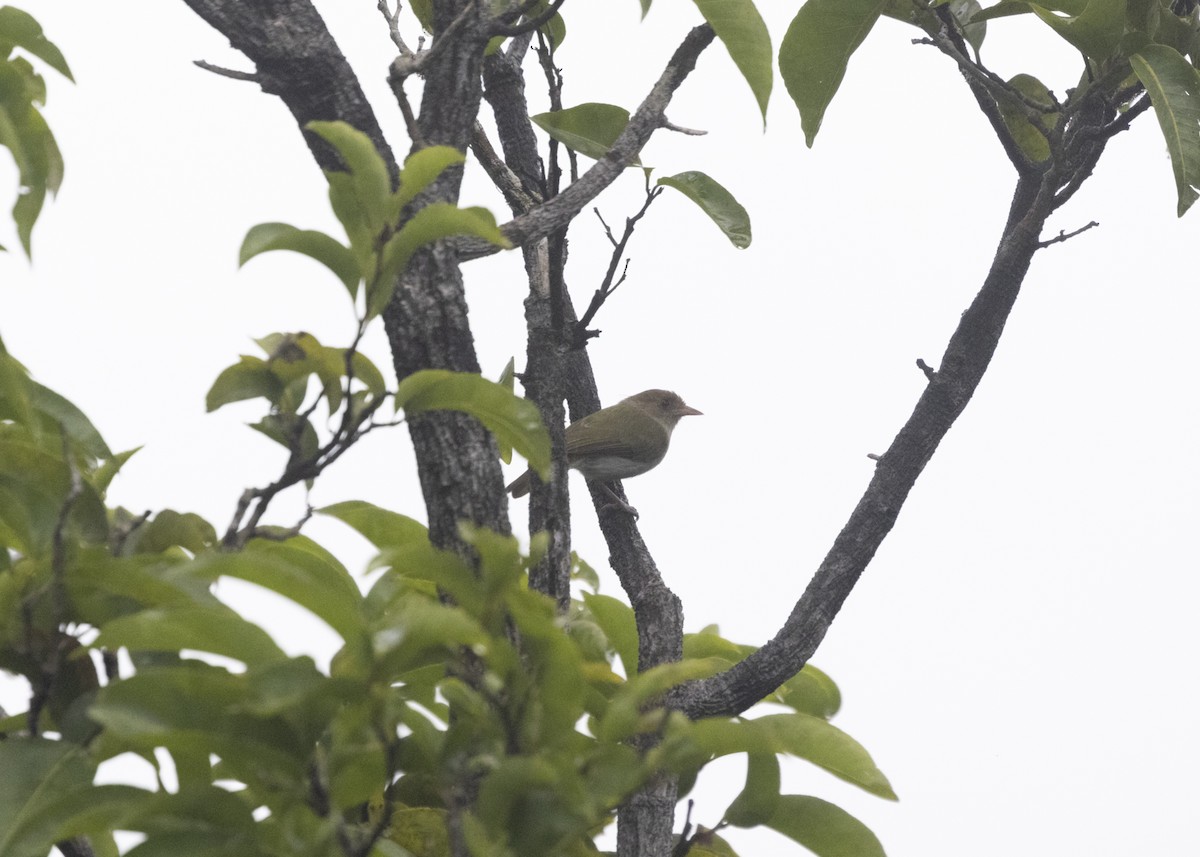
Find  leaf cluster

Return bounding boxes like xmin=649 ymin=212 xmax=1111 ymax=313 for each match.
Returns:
xmin=0 ymin=5 xmax=71 ymax=255
xmin=0 ymin=364 xmax=894 ymax=856
xmin=779 ymin=0 xmax=1200 ymax=213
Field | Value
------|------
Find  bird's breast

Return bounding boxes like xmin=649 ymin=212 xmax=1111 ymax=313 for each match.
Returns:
xmin=571 ymin=454 xmax=662 ymax=482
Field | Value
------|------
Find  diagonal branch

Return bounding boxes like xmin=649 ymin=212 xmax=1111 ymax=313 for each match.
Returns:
xmin=675 ymin=168 xmax=1055 ymax=719
xmin=454 ymin=24 xmax=716 ymax=259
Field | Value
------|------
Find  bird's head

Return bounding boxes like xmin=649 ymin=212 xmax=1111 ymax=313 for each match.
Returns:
xmin=625 ymin=389 xmax=702 ymax=429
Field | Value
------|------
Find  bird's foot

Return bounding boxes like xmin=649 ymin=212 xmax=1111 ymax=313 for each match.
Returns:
xmin=598 ymin=483 xmax=639 ymax=520
xmin=600 ymin=499 xmax=640 ymax=520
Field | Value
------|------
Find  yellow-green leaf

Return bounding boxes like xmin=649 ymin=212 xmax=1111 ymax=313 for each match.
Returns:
xmin=239 ymin=222 xmax=362 ymax=298
xmin=1131 ymin=44 xmax=1200 ymax=216
xmin=531 ymin=103 xmax=632 ymax=161
xmin=780 ymin=0 xmax=889 ymax=146
xmin=658 ymin=171 xmax=752 ymax=248
xmin=691 ymin=0 xmax=773 ymax=124
xmin=395 ymin=369 xmax=550 ymax=478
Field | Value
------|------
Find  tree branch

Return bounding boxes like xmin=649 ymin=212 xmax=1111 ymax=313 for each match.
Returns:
xmin=454 ymin=24 xmax=716 ymax=259
xmin=676 ymin=168 xmax=1057 ymax=719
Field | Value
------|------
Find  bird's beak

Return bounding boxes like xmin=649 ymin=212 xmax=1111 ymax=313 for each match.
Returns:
xmin=677 ymin=404 xmax=703 ymax=417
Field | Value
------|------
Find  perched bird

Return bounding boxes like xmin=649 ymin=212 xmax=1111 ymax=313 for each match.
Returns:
xmin=507 ymin=389 xmax=701 ymax=514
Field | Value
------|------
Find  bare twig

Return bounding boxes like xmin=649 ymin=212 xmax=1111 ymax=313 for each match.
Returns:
xmin=1096 ymin=93 xmax=1153 ymax=139
xmin=193 ymin=59 xmax=259 ymax=82
xmin=916 ymin=358 xmax=936 ymax=381
xmin=388 ymin=0 xmax=478 ymax=78
xmin=534 ymin=29 xmax=575 ymax=190
xmin=110 ymin=509 xmax=152 ymax=556
xmin=26 ymin=431 xmax=85 ymax=736
xmin=376 ymin=0 xmax=413 ymax=54
xmin=662 ymin=120 xmax=706 ymax=136
xmin=1038 ymin=220 xmax=1099 ymax=248
xmin=222 ymin=331 xmax=399 ymax=549
xmin=572 ymin=181 xmax=662 ymax=348
xmin=247 ymin=504 xmax=316 ymax=543
xmin=671 ymin=800 xmax=696 ymax=857
xmin=222 ymin=397 xmax=395 ymax=549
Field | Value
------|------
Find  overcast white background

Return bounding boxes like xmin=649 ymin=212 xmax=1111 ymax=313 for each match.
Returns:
xmin=3 ymin=2 xmax=1198 ymax=855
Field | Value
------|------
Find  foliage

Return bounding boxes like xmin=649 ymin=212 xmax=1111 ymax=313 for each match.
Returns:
xmin=781 ymin=0 xmax=1200 ymax=213
xmin=0 ymin=14 xmax=890 ymax=856
xmin=6 ymin=0 xmax=1198 ymax=855
xmin=0 ymin=5 xmax=71 ymax=256
xmin=0 ymin=351 xmax=893 ymax=857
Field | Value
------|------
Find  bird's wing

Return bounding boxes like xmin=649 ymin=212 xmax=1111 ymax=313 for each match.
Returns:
xmin=566 ymin=407 xmax=668 ymax=460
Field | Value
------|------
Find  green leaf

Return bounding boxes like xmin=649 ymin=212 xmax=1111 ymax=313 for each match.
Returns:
xmin=205 ymin=356 xmax=284 ymax=412
xmin=0 ymin=337 xmax=35 ymax=436
xmin=411 ymin=0 xmax=433 ymax=31
xmin=581 ymin=593 xmax=638 ymax=676
xmin=950 ymin=0 xmax=988 ymax=51
xmin=0 ymin=8 xmax=74 ymax=79
xmin=369 ymin=541 xmax=483 ymax=618
xmin=249 ymin=412 xmax=319 ymax=462
xmin=690 ymin=713 xmax=896 ymax=799
xmin=68 ymin=549 xmax=214 ymax=619
xmin=995 ymin=73 xmax=1058 ymax=163
xmin=775 ymin=663 xmax=842 ymax=719
xmin=496 ymin=358 xmax=516 ymax=464
xmin=95 ymin=604 xmax=289 ymax=666
xmin=570 ymin=552 xmax=600 ymax=592
xmin=392 ymin=145 xmax=466 ymax=213
xmin=0 ymin=438 xmax=109 ymax=554
xmin=1029 ymin=0 xmax=1126 ymax=60
xmin=723 ymin=753 xmax=781 ymax=827
xmin=765 ymin=795 xmax=886 ymax=857
xmin=691 ymin=0 xmax=773 ymax=123
xmin=29 ymin=379 xmax=111 ymax=458
xmin=89 ymin=665 xmax=308 ymax=788
xmin=308 ymin=120 xmax=393 ymax=233
xmin=370 ymin=204 xmax=509 ymax=319
xmin=28 ymin=784 xmax=151 ymax=850
xmin=601 ymin=659 xmax=725 ymax=741
xmin=542 ymin=12 xmax=567 ymax=50
xmin=531 ymin=103 xmax=632 ymax=161
xmin=371 ymin=598 xmax=488 ymax=676
xmin=187 ymin=539 xmax=365 ymax=643
xmin=395 ymin=369 xmax=550 ymax=479
xmin=130 ymin=510 xmax=217 ymax=555
xmin=0 ymin=738 xmax=94 ymax=857
xmin=387 ymin=807 xmax=451 ymax=857
xmin=318 ymin=500 xmax=429 ymax=550
xmin=657 ymin=171 xmax=752 ymax=248
xmin=779 ymin=0 xmax=888 ymax=146
xmin=91 ymin=447 xmax=139 ymax=495
xmin=239 ymin=222 xmax=361 ymax=299
xmin=13 ymin=174 xmax=45 ymax=257
xmin=1131 ymin=44 xmax=1200 ymax=216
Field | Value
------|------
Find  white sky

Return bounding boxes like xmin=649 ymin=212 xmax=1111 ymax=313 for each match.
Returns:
xmin=4 ymin=2 xmax=1199 ymax=856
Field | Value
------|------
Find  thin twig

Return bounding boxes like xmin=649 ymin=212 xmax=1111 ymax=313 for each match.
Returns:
xmin=1038 ymin=220 xmax=1099 ymax=248
xmin=572 ymin=180 xmax=661 ymax=348
xmin=193 ymin=59 xmax=259 ymax=83
xmin=662 ymin=120 xmax=706 ymax=136
xmin=671 ymin=800 xmax=696 ymax=857
xmin=376 ymin=0 xmax=413 ymax=55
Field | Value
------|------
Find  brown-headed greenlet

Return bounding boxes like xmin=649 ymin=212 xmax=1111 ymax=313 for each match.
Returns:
xmin=507 ymin=389 xmax=701 ymax=514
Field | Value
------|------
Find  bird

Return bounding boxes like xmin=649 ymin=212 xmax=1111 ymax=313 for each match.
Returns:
xmin=507 ymin=389 xmax=701 ymax=516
